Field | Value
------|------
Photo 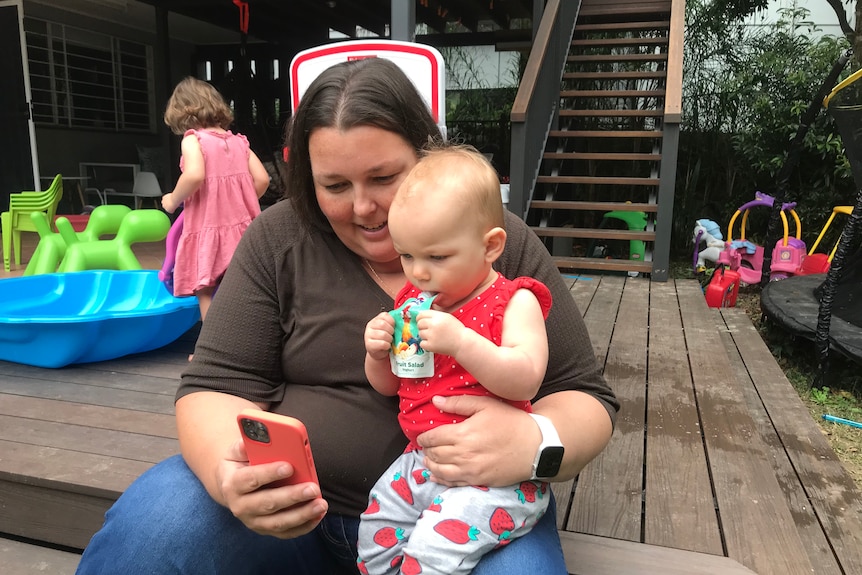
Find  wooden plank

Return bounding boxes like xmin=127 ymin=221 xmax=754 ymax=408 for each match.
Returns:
xmin=560 ymin=110 xmax=664 ymax=118
xmin=530 ymin=201 xmax=658 ymax=213
xmin=0 ymin=376 xmax=175 ymax=415
xmin=568 ymin=54 xmax=668 ymax=64
xmin=537 ymin=176 xmax=659 ymax=186
xmin=643 ymin=281 xmax=722 ymax=554
xmin=561 ymin=532 xmax=756 ymax=575
xmin=0 ymin=477 xmax=112 ymax=550
xmin=532 ymin=227 xmax=656 ymax=241
xmin=721 ymin=307 xmax=862 ymax=574
xmin=568 ymin=278 xmax=649 ymax=541
xmin=676 ymin=281 xmax=815 ymax=574
xmin=571 ymin=39 xmax=669 ymax=49
xmin=0 ymin=439 xmax=158 ymax=496
xmin=551 ymin=275 xmax=624 ymax=525
xmin=552 ymin=257 xmax=653 ymax=274
xmin=0 ymin=415 xmax=178 ymax=463
xmin=549 ymin=130 xmax=662 ymax=139
xmin=575 ymin=20 xmax=671 ymax=32
xmin=0 ymin=537 xmax=81 ymax=574
xmin=581 ymin=276 xmax=625 ymax=369
xmin=0 ymin=395 xmax=178 ymax=438
xmin=567 ymin=275 xmax=600 ymax=315
xmin=550 ymin=274 xmax=602 ymax=510
xmin=543 ymin=152 xmax=661 ymax=161
xmin=0 ymin=362 xmax=178 ymax=396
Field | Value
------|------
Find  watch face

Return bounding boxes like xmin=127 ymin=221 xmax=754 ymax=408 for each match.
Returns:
xmin=536 ymin=446 xmax=565 ymax=478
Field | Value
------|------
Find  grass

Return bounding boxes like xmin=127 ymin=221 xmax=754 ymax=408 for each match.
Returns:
xmin=675 ymin=260 xmax=862 ymax=490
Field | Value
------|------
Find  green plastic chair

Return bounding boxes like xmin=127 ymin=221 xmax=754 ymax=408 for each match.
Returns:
xmin=1 ymin=174 xmax=64 ymax=271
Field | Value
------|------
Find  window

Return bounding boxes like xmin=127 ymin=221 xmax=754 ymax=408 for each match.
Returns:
xmin=25 ymin=17 xmax=154 ymax=132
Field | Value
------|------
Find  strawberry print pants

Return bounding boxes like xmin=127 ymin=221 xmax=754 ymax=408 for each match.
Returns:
xmin=357 ymin=450 xmax=549 ymax=575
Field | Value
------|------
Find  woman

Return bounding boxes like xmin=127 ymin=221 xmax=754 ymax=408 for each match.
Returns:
xmin=75 ymin=57 xmax=618 ymax=575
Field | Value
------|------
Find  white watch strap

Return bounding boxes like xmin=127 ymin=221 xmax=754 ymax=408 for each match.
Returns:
xmin=529 ymin=413 xmax=563 ymax=478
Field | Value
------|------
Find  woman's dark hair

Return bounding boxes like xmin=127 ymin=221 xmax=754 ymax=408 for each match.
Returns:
xmin=285 ymin=57 xmax=442 ymax=229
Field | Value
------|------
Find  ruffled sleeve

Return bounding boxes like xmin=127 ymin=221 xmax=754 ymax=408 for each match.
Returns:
xmin=509 ymin=277 xmax=553 ymax=319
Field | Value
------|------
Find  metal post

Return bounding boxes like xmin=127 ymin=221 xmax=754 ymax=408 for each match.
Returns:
xmin=391 ymin=0 xmax=415 ymax=42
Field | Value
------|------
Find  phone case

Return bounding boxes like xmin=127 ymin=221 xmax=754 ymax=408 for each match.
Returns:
xmin=237 ymin=409 xmax=319 ymax=488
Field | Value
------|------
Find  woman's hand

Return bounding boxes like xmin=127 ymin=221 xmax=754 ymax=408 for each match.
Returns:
xmin=215 ymin=439 xmax=328 ymax=539
xmin=415 ymin=395 xmax=540 ymax=487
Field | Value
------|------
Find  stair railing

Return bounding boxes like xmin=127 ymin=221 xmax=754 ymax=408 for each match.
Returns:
xmin=509 ymin=0 xmax=579 ymax=219
xmin=651 ymin=0 xmax=684 ymax=281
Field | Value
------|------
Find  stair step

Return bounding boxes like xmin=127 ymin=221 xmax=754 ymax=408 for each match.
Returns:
xmin=578 ymin=1 xmax=672 ymax=18
xmin=531 ymin=227 xmax=656 ymax=241
xmin=544 ymin=151 xmax=661 ymax=161
xmin=549 ymin=130 xmax=663 ymax=139
xmin=560 ymin=89 xmax=665 ymax=98
xmin=569 ymin=53 xmax=668 ymax=63
xmin=551 ymin=256 xmax=654 ymax=273
xmin=575 ymin=20 xmax=670 ymax=32
xmin=572 ymin=37 xmax=668 ymax=48
xmin=564 ymin=71 xmax=667 ymax=80
xmin=529 ymin=201 xmax=658 ymax=212
xmin=560 ymin=109 xmax=663 ymax=118
xmin=537 ymin=175 xmax=659 ymax=186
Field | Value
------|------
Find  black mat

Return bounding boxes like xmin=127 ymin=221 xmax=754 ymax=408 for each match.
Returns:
xmin=761 ymin=273 xmax=862 ymax=364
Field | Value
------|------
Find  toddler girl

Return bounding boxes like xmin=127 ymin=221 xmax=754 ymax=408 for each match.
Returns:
xmin=162 ymin=76 xmax=270 ymax=324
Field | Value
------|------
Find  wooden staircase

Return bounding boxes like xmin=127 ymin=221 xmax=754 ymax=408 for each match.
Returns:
xmin=525 ymin=2 xmax=677 ymax=277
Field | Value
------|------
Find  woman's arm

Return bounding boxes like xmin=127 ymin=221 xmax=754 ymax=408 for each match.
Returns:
xmin=531 ymin=391 xmax=614 ymax=480
xmin=175 ymin=390 xmax=266 ymax=505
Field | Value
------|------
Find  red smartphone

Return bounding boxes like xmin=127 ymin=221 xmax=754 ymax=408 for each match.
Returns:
xmin=237 ymin=409 xmax=319 ymax=488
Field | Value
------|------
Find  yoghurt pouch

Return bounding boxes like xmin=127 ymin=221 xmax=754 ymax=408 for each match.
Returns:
xmin=389 ymin=292 xmax=436 ymax=378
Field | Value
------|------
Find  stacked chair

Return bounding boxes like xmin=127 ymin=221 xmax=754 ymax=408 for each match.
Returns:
xmin=2 ymin=174 xmax=63 ymax=272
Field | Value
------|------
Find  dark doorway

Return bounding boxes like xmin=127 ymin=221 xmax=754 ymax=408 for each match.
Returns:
xmin=0 ymin=2 xmax=36 ymax=213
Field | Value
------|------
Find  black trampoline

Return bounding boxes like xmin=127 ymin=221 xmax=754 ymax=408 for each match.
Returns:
xmin=761 ymin=54 xmax=862 ymax=371
xmin=761 ymin=270 xmax=862 ymax=364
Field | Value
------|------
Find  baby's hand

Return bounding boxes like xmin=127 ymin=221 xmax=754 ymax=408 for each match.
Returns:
xmin=415 ymin=310 xmax=465 ymax=356
xmin=365 ymin=312 xmax=395 ymax=361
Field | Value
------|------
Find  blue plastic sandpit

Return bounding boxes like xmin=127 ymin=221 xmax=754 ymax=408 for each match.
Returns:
xmin=0 ymin=270 xmax=200 ymax=368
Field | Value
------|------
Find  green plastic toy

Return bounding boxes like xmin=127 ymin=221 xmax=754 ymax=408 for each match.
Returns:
xmin=57 ymin=209 xmax=170 ymax=273
xmin=24 ymin=205 xmax=132 ymax=276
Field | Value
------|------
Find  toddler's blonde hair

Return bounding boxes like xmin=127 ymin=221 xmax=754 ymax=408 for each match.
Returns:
xmin=164 ymin=77 xmax=234 ymax=135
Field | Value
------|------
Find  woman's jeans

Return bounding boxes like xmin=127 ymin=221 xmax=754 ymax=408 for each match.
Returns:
xmin=75 ymin=455 xmax=568 ymax=574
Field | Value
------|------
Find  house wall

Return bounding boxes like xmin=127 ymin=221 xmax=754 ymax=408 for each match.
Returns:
xmin=21 ymin=0 xmax=199 ymax=210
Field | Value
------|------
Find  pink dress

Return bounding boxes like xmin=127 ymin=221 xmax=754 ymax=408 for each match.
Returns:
xmin=173 ymin=129 xmax=261 ymax=296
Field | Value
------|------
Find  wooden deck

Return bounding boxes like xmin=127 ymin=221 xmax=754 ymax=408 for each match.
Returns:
xmin=1 ymin=273 xmax=861 ymax=574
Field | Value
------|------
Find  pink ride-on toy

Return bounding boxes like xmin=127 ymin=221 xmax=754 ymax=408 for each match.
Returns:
xmin=717 ymin=191 xmax=802 ymax=284
xmin=769 ymin=208 xmax=807 ymax=280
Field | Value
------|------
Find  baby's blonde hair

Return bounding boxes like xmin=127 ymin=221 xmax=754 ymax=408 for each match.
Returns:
xmin=164 ymin=77 xmax=234 ymax=135
xmin=397 ymin=143 xmax=504 ymax=230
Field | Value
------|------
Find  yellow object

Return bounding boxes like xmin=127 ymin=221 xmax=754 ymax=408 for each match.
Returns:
xmin=823 ymin=69 xmax=862 ymax=108
xmin=808 ymin=206 xmax=853 ymax=262
xmin=1 ymin=174 xmax=63 ymax=272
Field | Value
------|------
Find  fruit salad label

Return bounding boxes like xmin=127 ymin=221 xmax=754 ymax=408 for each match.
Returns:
xmin=389 ymin=292 xmax=436 ymax=378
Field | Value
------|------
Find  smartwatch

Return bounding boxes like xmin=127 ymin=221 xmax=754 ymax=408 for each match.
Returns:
xmin=529 ymin=413 xmax=565 ymax=480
